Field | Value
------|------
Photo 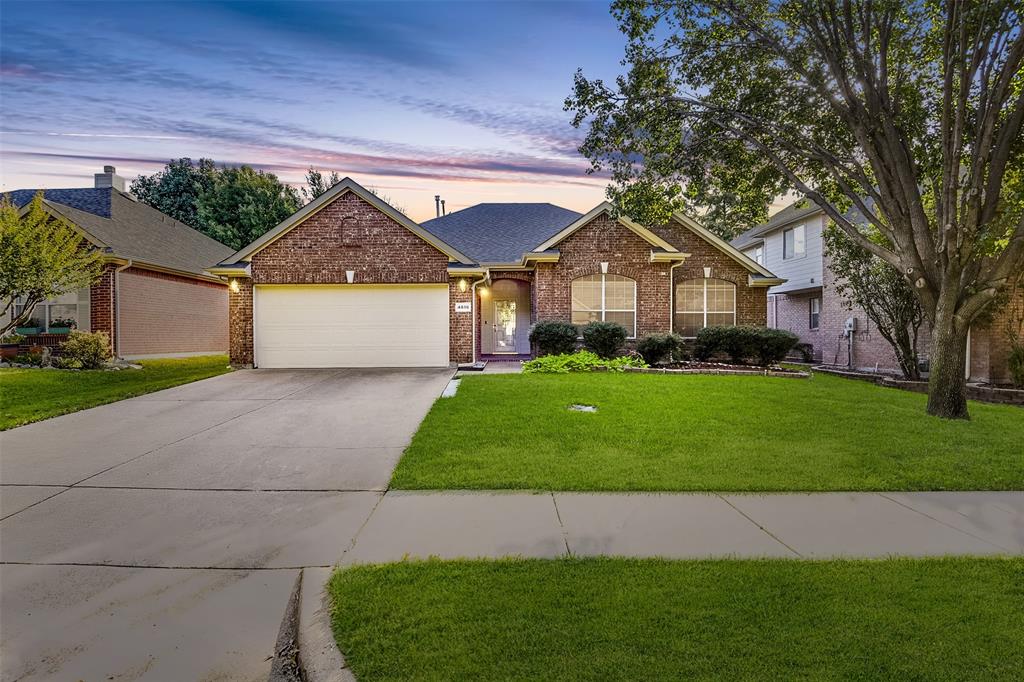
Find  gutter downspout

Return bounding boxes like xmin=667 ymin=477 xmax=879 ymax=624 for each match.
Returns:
xmin=668 ymin=260 xmax=686 ymax=333
xmin=470 ymin=269 xmax=490 ymax=363
xmin=113 ymin=259 xmax=132 ymax=358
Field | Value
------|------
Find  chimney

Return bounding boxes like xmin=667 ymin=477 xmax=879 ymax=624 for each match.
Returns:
xmin=94 ymin=165 xmax=125 ymax=191
xmin=434 ymin=195 xmax=441 ymax=218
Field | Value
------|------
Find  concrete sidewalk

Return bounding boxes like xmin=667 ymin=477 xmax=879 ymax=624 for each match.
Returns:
xmin=340 ymin=490 xmax=1024 ymax=563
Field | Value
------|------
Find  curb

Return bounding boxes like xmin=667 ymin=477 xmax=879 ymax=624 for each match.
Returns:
xmin=269 ymin=568 xmax=354 ymax=681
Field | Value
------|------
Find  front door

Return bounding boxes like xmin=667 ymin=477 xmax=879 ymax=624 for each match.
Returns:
xmin=493 ymin=300 xmax=517 ymax=353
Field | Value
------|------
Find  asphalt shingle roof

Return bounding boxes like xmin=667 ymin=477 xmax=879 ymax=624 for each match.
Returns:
xmin=420 ymin=203 xmax=582 ymax=263
xmin=8 ymin=187 xmax=233 ymax=278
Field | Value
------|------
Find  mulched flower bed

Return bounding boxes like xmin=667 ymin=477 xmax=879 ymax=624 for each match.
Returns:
xmin=625 ymin=360 xmax=809 ymax=378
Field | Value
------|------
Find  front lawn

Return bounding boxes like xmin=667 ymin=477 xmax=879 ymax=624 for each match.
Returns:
xmin=329 ymin=557 xmax=1024 ymax=680
xmin=0 ymin=355 xmax=231 ymax=430
xmin=391 ymin=371 xmax=1024 ymax=491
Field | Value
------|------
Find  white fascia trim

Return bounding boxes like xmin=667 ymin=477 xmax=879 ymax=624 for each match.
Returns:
xmin=222 ymin=177 xmax=473 ymax=265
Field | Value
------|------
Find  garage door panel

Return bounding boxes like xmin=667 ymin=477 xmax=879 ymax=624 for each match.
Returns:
xmin=254 ymin=285 xmax=449 ymax=368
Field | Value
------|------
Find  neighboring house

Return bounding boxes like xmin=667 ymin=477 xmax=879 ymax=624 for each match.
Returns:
xmin=6 ymin=166 xmax=233 ymax=358
xmin=210 ymin=177 xmax=783 ymax=368
xmin=731 ymin=201 xmax=1023 ymax=384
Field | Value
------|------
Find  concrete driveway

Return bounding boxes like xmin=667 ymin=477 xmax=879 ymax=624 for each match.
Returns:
xmin=0 ymin=367 xmax=452 ymax=681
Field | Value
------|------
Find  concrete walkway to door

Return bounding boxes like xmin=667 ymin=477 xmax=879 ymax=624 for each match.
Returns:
xmin=0 ymin=367 xmax=453 ymax=682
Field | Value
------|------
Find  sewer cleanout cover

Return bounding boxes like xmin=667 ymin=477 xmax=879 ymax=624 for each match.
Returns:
xmin=568 ymin=404 xmax=597 ymax=413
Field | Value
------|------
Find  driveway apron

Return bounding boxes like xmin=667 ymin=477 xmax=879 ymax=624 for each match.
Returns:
xmin=0 ymin=367 xmax=452 ymax=681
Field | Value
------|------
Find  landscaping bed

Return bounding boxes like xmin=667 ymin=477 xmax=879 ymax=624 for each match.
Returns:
xmin=391 ymin=371 xmax=1024 ymax=491
xmin=0 ymin=355 xmax=231 ymax=430
xmin=329 ymin=557 xmax=1024 ymax=680
xmin=632 ymin=360 xmax=807 ymax=377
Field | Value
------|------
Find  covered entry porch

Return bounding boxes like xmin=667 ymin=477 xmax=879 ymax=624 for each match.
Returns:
xmin=477 ymin=274 xmax=533 ymax=360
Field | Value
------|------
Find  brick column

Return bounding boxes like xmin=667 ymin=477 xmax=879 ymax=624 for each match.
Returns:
xmin=449 ymin=276 xmax=473 ymax=364
xmin=229 ymin=278 xmax=254 ymax=367
xmin=89 ymin=263 xmax=117 ymax=354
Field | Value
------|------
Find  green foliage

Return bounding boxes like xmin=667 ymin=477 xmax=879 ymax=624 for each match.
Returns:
xmin=522 ymin=350 xmax=647 ymax=374
xmin=197 ymin=166 xmax=301 ymax=251
xmin=302 ymin=167 xmax=341 ymax=203
xmin=12 ymin=352 xmax=42 ymax=366
xmin=794 ymin=343 xmax=815 ymax=363
xmin=529 ymin=320 xmax=579 ymax=356
xmin=48 ymin=317 xmax=76 ymax=329
xmin=1 ymin=333 xmax=24 ymax=344
xmin=59 ymin=330 xmax=111 ymax=369
xmin=0 ymin=192 xmax=104 ymax=337
xmin=636 ymin=332 xmax=683 ymax=364
xmin=824 ymin=225 xmax=925 ymax=379
xmin=130 ymin=158 xmax=218 ymax=230
xmin=694 ymin=326 xmax=797 ymax=366
xmin=54 ymin=356 xmax=83 ymax=370
xmin=580 ymin=321 xmax=629 ymax=358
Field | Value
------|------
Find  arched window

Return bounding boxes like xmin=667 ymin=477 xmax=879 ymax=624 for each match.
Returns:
xmin=571 ymin=273 xmax=637 ymax=337
xmin=675 ymin=278 xmax=736 ymax=337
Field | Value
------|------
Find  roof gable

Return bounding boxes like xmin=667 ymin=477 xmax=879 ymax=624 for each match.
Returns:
xmin=669 ymin=212 xmax=777 ymax=278
xmin=222 ymin=177 xmax=471 ymax=265
xmin=534 ymin=202 xmax=679 ymax=253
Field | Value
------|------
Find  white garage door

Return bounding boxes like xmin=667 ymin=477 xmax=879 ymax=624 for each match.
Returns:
xmin=254 ymin=285 xmax=449 ymax=368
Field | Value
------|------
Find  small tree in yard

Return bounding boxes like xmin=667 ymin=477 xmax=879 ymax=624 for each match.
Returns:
xmin=823 ymin=224 xmax=926 ymax=380
xmin=0 ymin=192 xmax=103 ymax=338
xmin=567 ymin=0 xmax=1024 ymax=419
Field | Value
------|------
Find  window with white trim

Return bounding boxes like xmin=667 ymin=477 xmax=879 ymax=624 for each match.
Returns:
xmin=809 ymin=296 xmax=821 ymax=330
xmin=675 ymin=278 xmax=736 ymax=338
xmin=753 ymin=244 xmax=764 ymax=265
xmin=783 ymin=224 xmax=806 ymax=259
xmin=12 ymin=288 xmax=91 ymax=332
xmin=571 ymin=273 xmax=637 ymax=337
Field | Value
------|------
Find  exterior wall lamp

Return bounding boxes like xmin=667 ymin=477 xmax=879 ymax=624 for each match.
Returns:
xmin=703 ymin=266 xmax=712 ymax=279
xmin=458 ymin=278 xmax=468 ymax=292
xmin=229 ymin=279 xmax=240 ymax=293
xmin=346 ymin=270 xmax=356 ymax=284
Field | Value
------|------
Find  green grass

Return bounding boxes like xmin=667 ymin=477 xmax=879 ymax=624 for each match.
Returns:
xmin=0 ymin=355 xmax=231 ymax=430
xmin=329 ymin=557 xmax=1024 ymax=680
xmin=391 ymin=371 xmax=1024 ymax=491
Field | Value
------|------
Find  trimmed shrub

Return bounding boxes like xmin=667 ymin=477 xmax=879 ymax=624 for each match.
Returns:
xmin=59 ymin=330 xmax=111 ymax=369
xmin=636 ymin=333 xmax=683 ymax=364
xmin=581 ymin=321 xmax=628 ymax=359
xmin=694 ymin=326 xmax=797 ymax=366
xmin=794 ymin=343 xmax=815 ymax=362
xmin=522 ymin=350 xmax=647 ymax=374
xmin=529 ymin=320 xmax=578 ymax=356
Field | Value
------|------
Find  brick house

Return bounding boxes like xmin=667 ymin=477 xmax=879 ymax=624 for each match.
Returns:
xmin=7 ymin=167 xmax=233 ymax=358
xmin=731 ymin=201 xmax=1023 ymax=384
xmin=210 ymin=177 xmax=782 ymax=368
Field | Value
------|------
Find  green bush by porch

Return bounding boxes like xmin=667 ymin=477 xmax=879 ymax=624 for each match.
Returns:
xmin=329 ymin=557 xmax=1024 ymax=681
xmin=391 ymin=371 xmax=1024 ymax=491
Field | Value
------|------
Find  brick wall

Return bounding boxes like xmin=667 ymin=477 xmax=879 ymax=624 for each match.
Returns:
xmin=449 ymin=276 xmax=473 ymax=363
xmin=229 ymin=278 xmax=253 ymax=366
xmin=969 ymin=284 xmax=1024 ymax=385
xmin=230 ymin=191 xmax=451 ymax=365
xmin=534 ymin=214 xmax=672 ymax=337
xmin=655 ymin=221 xmax=767 ymax=328
xmin=89 ymin=263 xmax=117 ymax=353
xmin=250 ymin=192 xmax=448 ymax=285
xmin=118 ymin=267 xmax=228 ymax=357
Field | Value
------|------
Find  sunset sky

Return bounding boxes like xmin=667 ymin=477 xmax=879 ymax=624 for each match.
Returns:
xmin=0 ymin=0 xmax=630 ymax=221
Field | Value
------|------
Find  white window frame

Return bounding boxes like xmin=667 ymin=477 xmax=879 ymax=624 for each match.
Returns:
xmin=12 ymin=290 xmax=90 ymax=332
xmin=809 ymin=296 xmax=821 ymax=330
xmin=571 ymin=273 xmax=637 ymax=339
xmin=754 ymin=244 xmax=764 ymax=266
xmin=675 ymin=278 xmax=737 ymax=338
xmin=783 ymin=224 xmax=806 ymax=260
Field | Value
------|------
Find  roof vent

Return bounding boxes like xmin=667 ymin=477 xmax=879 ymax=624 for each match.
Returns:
xmin=94 ymin=165 xmax=125 ymax=192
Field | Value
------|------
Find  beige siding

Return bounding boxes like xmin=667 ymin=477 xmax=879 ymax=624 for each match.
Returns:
xmin=118 ymin=268 xmax=228 ymax=357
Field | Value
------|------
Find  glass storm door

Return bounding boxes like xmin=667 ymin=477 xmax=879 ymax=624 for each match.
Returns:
xmin=493 ymin=300 xmax=517 ymax=352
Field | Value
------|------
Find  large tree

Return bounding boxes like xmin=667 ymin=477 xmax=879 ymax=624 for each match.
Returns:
xmin=197 ymin=166 xmax=301 ymax=251
xmin=0 ymin=192 xmax=103 ymax=337
xmin=566 ymin=0 xmax=1024 ymax=419
xmin=130 ymin=158 xmax=218 ymax=231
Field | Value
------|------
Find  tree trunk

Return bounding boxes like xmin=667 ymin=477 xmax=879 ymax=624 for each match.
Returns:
xmin=926 ymin=305 xmax=970 ymax=419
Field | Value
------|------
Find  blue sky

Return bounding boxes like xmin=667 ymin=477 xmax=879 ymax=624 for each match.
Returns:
xmin=0 ymin=0 xmax=627 ymax=220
